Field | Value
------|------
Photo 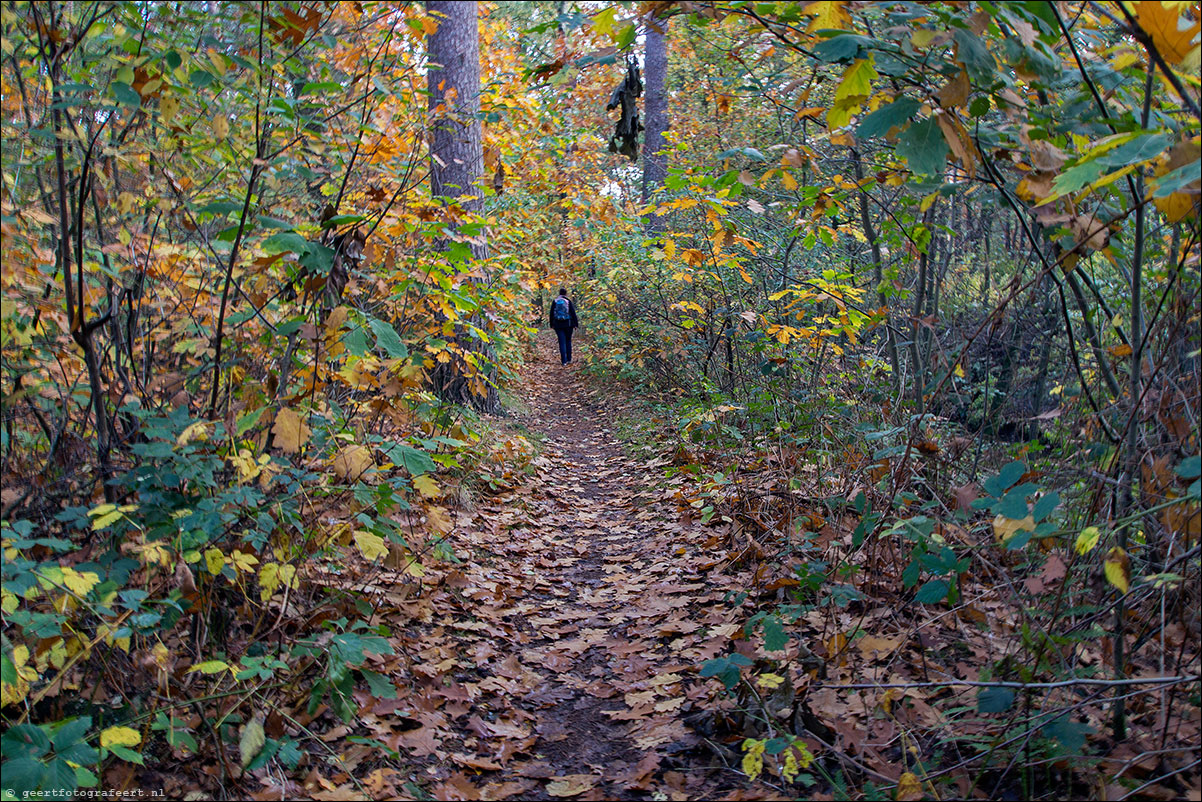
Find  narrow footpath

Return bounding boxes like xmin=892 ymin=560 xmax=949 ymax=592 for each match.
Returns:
xmin=339 ymin=334 xmax=779 ymax=801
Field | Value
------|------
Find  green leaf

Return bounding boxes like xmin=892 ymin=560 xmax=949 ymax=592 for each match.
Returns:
xmin=50 ymin=717 xmax=91 ymax=752
xmin=761 ymin=616 xmax=789 ymax=652
xmin=856 ymin=97 xmax=921 ymax=140
xmin=914 ymin=578 xmax=949 ymax=604
xmin=1041 ymin=715 xmax=1092 ymax=753
xmin=299 ymin=243 xmax=335 ymax=275
xmin=321 ymin=214 xmax=365 ymax=229
xmin=108 ymin=745 xmax=144 ymax=765
xmin=263 ymin=231 xmax=309 ymax=255
xmin=996 ymin=488 xmax=1030 ymax=519
xmin=1032 ymin=491 xmax=1060 ymax=522
xmin=983 ymin=461 xmax=1026 ymax=497
xmin=361 ymin=668 xmax=398 ymax=699
xmin=367 ymin=316 xmax=408 ymax=359
xmin=197 ymin=200 xmax=244 ymax=216
xmin=952 ymin=29 xmax=996 ymax=83
xmin=1176 ymin=455 xmax=1200 ymax=480
xmin=380 ymin=442 xmax=436 ymax=475
xmin=43 ymin=758 xmax=78 ymax=796
xmin=1 ymin=757 xmax=47 ymax=795
xmin=616 ymin=23 xmax=637 ymax=49
xmin=111 ymin=82 xmax=141 ymax=108
xmin=977 ymin=686 xmax=1015 ymax=713
xmin=1 ymin=725 xmax=51 ymax=759
xmin=813 ymin=34 xmax=871 ymax=63
xmin=896 ymin=117 xmax=948 ymax=177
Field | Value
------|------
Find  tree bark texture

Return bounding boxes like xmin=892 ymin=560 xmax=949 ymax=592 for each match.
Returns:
xmin=428 ymin=0 xmax=485 ymax=212
xmin=641 ymin=17 xmax=669 ymax=233
xmin=426 ymin=1 xmax=499 ymax=413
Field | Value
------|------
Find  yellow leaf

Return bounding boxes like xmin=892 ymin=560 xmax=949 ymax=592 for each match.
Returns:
xmin=1075 ymin=526 xmax=1102 ymax=554
xmin=1136 ymin=1 xmax=1201 ymax=64
xmin=240 ymin=717 xmax=266 ymax=769
xmin=61 ymin=567 xmax=101 ymax=596
xmin=592 ymin=6 xmax=617 ymax=37
xmin=804 ymin=0 xmax=851 ymax=32
xmin=992 ymin=514 xmax=1036 ymax=545
xmin=230 ymin=550 xmax=258 ymax=573
xmin=212 ymin=114 xmax=229 ymax=139
xmin=159 ymin=94 xmax=179 ymax=125
xmin=662 ymin=238 xmax=676 ymax=259
xmin=896 ymin=771 xmax=924 ymax=801
xmin=205 ymin=547 xmax=226 ymax=575
xmin=1 ymin=645 xmax=37 ymax=706
xmin=176 ymin=421 xmax=210 ymax=445
xmin=1152 ymin=138 xmax=1201 ymax=223
xmin=756 ymin=673 xmax=786 ymax=690
xmin=259 ymin=563 xmax=281 ymax=600
xmin=89 ymin=502 xmax=123 ymax=530
xmin=781 ymin=170 xmax=798 ymax=191
xmin=1104 ymin=546 xmax=1131 ymax=594
xmin=272 ymin=408 xmax=310 ymax=454
xmin=741 ymin=738 xmax=766 ymax=782
xmin=353 ymin=530 xmax=388 ymax=562
xmin=100 ymin=726 xmax=142 ymax=748
xmin=834 ymin=58 xmax=877 ymax=104
xmin=413 ymin=474 xmax=441 ymax=499
xmin=187 ymin=660 xmax=231 ymax=675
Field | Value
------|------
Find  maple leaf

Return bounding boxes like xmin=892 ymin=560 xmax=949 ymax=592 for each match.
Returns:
xmin=1136 ymin=1 xmax=1201 ymax=64
xmin=804 ymin=0 xmax=851 ymax=32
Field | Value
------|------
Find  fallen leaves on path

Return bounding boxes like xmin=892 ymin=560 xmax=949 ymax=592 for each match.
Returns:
xmin=296 ymin=335 xmax=784 ymax=800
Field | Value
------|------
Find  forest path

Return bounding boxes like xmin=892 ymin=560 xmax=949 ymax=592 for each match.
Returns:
xmin=358 ymin=333 xmax=770 ymax=801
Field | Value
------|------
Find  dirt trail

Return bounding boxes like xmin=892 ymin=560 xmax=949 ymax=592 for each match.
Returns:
xmin=369 ymin=334 xmax=768 ymax=801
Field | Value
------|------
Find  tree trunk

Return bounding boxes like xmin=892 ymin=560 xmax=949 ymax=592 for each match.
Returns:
xmin=427 ymin=0 xmax=499 ymax=412
xmin=429 ymin=1 xmax=485 ymax=210
xmin=641 ymin=17 xmax=669 ymax=233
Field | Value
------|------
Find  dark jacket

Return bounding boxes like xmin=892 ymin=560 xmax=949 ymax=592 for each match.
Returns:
xmin=549 ymin=296 xmax=578 ymax=330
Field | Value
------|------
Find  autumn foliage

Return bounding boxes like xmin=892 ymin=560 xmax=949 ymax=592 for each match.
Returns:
xmin=2 ymin=1 xmax=1200 ymax=800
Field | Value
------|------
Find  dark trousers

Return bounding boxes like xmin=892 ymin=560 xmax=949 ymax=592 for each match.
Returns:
xmin=555 ymin=327 xmax=573 ymax=364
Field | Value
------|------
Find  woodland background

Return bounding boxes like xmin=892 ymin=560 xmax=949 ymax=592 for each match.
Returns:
xmin=0 ymin=1 xmax=1199 ymax=800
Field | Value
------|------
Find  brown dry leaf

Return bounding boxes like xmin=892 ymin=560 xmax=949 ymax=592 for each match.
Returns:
xmin=272 ymin=408 xmax=310 ymax=454
xmin=311 ymin=787 xmax=369 ymax=802
xmin=545 ymin=774 xmax=597 ymax=798
xmin=331 ymin=444 xmax=374 ymax=482
xmin=857 ymin=635 xmax=902 ymax=657
xmin=1153 ymin=139 xmax=1201 ymax=222
xmin=937 ymin=70 xmax=970 ymax=109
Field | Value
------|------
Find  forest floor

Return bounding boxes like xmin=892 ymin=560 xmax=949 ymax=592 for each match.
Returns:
xmin=296 ymin=333 xmax=780 ymax=801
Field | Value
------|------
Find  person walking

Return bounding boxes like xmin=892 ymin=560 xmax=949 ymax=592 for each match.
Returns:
xmin=549 ymin=287 xmax=579 ymax=365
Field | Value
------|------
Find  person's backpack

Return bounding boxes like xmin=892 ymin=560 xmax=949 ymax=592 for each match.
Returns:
xmin=551 ymin=296 xmax=571 ymax=323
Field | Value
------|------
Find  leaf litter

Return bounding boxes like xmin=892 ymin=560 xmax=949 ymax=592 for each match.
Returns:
xmin=296 ymin=335 xmax=784 ymax=801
